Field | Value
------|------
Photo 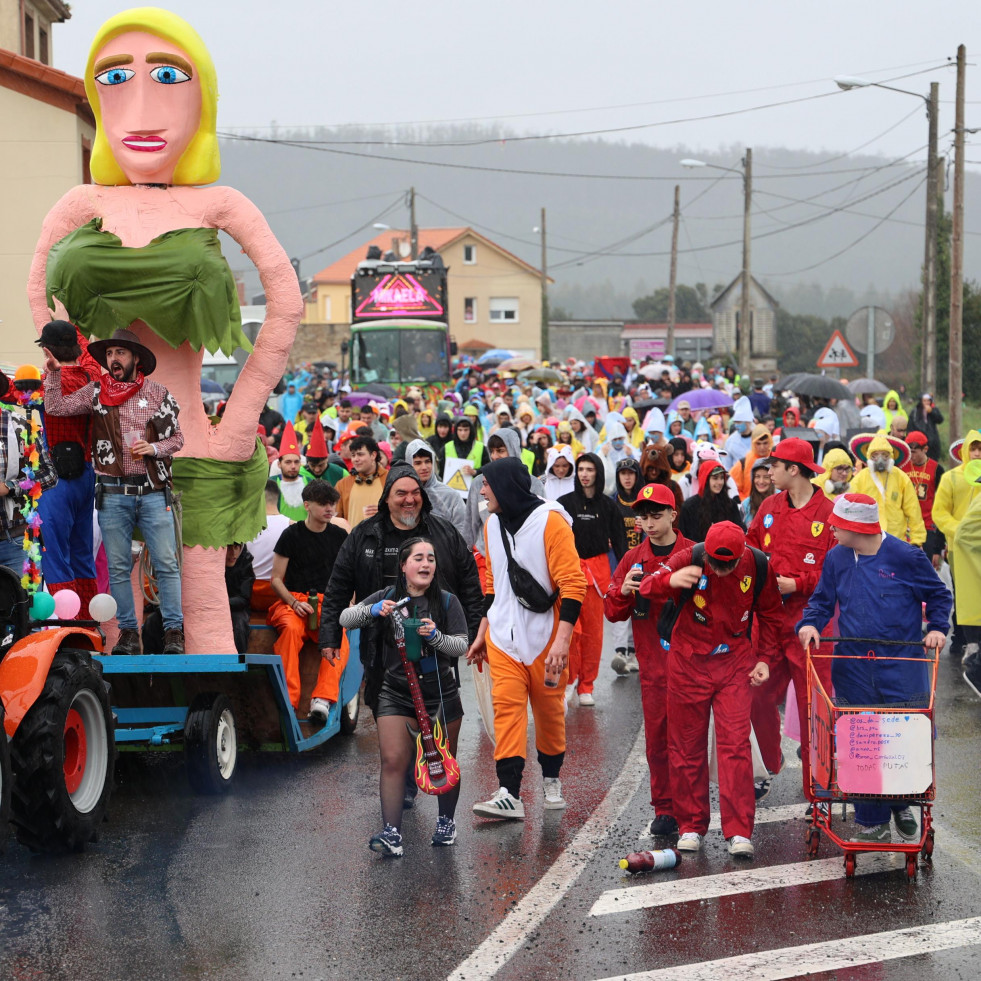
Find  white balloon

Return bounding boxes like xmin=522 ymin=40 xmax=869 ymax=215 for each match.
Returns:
xmin=88 ymin=592 xmax=118 ymax=623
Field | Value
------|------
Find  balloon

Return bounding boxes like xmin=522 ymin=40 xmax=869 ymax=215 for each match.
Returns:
xmin=53 ymin=589 xmax=81 ymax=619
xmin=30 ymin=591 xmax=55 ymax=620
xmin=88 ymin=593 xmax=118 ymax=623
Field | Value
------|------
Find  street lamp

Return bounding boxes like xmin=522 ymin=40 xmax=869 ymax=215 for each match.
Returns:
xmin=833 ymin=75 xmax=940 ymax=392
xmin=682 ymin=151 xmax=754 ymax=379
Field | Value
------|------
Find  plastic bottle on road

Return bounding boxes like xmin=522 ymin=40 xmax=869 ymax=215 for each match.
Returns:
xmin=619 ymin=848 xmax=682 ymax=874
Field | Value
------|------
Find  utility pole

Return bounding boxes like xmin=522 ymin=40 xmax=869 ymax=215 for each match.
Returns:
xmin=539 ymin=206 xmax=549 ymax=361
xmin=922 ymin=82 xmax=940 ymax=395
xmin=949 ymin=45 xmax=966 ymax=441
xmin=409 ymin=186 xmax=418 ymax=259
xmin=739 ymin=148 xmax=753 ymax=380
xmin=666 ymin=184 xmax=680 ymax=361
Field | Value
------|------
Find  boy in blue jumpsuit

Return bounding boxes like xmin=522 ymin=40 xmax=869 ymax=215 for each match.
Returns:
xmin=798 ymin=493 xmax=951 ymax=843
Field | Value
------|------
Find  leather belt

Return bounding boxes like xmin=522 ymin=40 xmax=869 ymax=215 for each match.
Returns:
xmin=97 ymin=476 xmax=160 ymax=496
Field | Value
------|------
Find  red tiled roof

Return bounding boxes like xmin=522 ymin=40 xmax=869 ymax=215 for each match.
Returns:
xmin=312 ymin=226 xmax=548 ymax=284
xmin=0 ymin=48 xmax=93 ymax=122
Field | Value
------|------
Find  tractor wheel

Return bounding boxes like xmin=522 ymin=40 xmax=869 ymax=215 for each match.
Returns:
xmin=1 ymin=701 xmax=11 ymax=849
xmin=339 ymin=688 xmax=361 ymax=735
xmin=10 ymin=649 xmax=115 ymax=852
xmin=184 ymin=693 xmax=237 ymax=794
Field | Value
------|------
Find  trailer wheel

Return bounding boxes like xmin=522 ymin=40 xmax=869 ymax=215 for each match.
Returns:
xmin=10 ymin=649 xmax=115 ymax=852
xmin=184 ymin=693 xmax=237 ymax=794
xmin=339 ymin=688 xmax=361 ymax=735
xmin=844 ymin=852 xmax=856 ymax=878
xmin=1 ymin=702 xmax=11 ymax=850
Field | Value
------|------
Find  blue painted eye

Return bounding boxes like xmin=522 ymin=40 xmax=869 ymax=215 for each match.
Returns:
xmin=149 ymin=65 xmax=191 ymax=84
xmin=95 ymin=67 xmax=135 ymax=85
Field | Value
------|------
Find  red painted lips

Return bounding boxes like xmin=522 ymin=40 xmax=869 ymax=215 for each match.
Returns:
xmin=122 ymin=135 xmax=167 ymax=152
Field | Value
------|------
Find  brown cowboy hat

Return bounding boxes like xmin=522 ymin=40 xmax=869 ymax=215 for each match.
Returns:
xmin=88 ymin=328 xmax=156 ymax=376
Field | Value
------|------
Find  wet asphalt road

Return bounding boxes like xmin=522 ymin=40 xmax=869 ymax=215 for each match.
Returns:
xmin=2 ymin=646 xmax=980 ymax=981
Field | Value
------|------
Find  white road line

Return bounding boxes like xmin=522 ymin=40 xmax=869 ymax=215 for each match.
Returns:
xmin=446 ymin=729 xmax=648 ymax=981
xmin=592 ymin=916 xmax=981 ymax=981
xmin=590 ymin=852 xmax=904 ymax=916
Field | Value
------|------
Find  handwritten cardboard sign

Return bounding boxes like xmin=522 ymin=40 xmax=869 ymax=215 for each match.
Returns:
xmin=835 ymin=712 xmax=932 ymax=796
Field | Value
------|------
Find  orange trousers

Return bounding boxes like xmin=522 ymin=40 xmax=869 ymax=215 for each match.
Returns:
xmin=568 ymin=555 xmax=609 ymax=693
xmin=266 ymin=593 xmax=349 ymax=708
xmin=487 ymin=638 xmax=567 ymax=762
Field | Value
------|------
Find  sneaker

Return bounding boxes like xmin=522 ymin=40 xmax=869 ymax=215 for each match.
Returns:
xmin=754 ymin=778 xmax=772 ymax=802
xmin=112 ymin=628 xmax=142 ymax=655
xmin=727 ymin=835 xmax=754 ymax=857
xmin=964 ymin=650 xmax=981 ymax=698
xmin=431 ymin=815 xmax=457 ymax=846
xmin=610 ymin=650 xmax=629 ymax=675
xmin=369 ymin=824 xmax=403 ymax=857
xmin=677 ymin=832 xmax=703 ymax=852
xmin=543 ymin=777 xmax=566 ymax=810
xmin=961 ymin=642 xmax=979 ymax=666
xmin=626 ymin=651 xmax=640 ymax=673
xmin=473 ymin=787 xmax=525 ymax=820
xmin=578 ymin=691 xmax=596 ymax=707
xmin=309 ymin=697 xmax=331 ymax=723
xmin=564 ymin=684 xmax=577 ymax=712
xmin=643 ymin=814 xmax=679 ymax=836
xmin=893 ymin=807 xmax=919 ymax=841
xmin=852 ymin=822 xmax=891 ymax=844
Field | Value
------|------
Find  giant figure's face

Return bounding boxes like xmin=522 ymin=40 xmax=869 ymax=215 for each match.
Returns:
xmin=92 ymin=31 xmax=202 ymax=184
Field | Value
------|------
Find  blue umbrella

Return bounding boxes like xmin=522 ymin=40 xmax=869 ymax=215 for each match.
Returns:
xmin=477 ymin=348 xmax=515 ymax=366
xmin=200 ymin=377 xmax=224 ymax=394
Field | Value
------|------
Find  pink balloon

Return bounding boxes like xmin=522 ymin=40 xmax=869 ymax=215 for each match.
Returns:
xmin=53 ymin=589 xmax=81 ymax=620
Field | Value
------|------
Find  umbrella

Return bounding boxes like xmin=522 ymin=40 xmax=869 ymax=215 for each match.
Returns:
xmin=668 ymin=389 xmax=734 ymax=412
xmin=477 ymin=348 xmax=515 ymax=366
xmin=520 ymin=367 xmax=564 ymax=384
xmin=847 ymin=377 xmax=890 ymax=395
xmin=357 ymin=383 xmax=399 ymax=399
xmin=788 ymin=374 xmax=852 ymax=401
xmin=200 ymin=377 xmax=224 ymax=394
xmin=496 ymin=356 xmax=539 ymax=373
xmin=638 ymin=363 xmax=675 ymax=380
xmin=774 ymin=372 xmax=809 ymax=392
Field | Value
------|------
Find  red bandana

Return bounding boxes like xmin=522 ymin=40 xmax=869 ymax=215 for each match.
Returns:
xmin=99 ymin=372 xmax=146 ymax=407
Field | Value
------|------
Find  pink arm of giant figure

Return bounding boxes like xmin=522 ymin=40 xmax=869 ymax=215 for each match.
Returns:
xmin=208 ymin=185 xmax=302 ymax=459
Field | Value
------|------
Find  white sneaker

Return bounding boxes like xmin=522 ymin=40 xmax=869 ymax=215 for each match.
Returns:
xmin=473 ymin=787 xmax=525 ymax=820
xmin=610 ymin=650 xmax=629 ymax=675
xmin=578 ymin=691 xmax=596 ymax=707
xmin=626 ymin=653 xmax=640 ymax=673
xmin=727 ymin=835 xmax=755 ymax=857
xmin=309 ymin=697 xmax=331 ymax=722
xmin=543 ymin=777 xmax=566 ymax=810
xmin=677 ymin=832 xmax=703 ymax=852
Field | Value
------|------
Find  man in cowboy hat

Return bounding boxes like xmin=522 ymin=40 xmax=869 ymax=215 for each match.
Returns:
xmin=43 ymin=327 xmax=185 ymax=655
xmin=798 ymin=493 xmax=950 ymax=844
xmin=746 ymin=438 xmax=837 ymax=802
xmin=849 ymin=434 xmax=925 ymax=546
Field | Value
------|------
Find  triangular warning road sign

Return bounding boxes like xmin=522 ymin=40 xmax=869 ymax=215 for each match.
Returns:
xmin=817 ymin=330 xmax=859 ymax=369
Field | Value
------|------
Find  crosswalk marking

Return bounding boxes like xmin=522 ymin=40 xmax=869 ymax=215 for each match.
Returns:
xmin=639 ymin=802 xmax=851 ymax=838
xmin=592 ymin=916 xmax=981 ymax=981
xmin=589 ymin=852 xmax=903 ymax=917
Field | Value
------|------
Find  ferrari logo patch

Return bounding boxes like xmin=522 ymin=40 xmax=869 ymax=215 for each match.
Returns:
xmin=764 ymin=533 xmax=771 ymax=548
xmin=739 ymin=576 xmax=752 ymax=593
xmin=693 ymin=595 xmax=706 ymax=609
xmin=811 ymin=521 xmax=824 ymax=537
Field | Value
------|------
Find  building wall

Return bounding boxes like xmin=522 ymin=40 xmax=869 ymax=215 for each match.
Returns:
xmin=547 ymin=321 xmax=626 ymax=363
xmin=1 ymin=1 xmax=66 ymax=63
xmin=0 ymin=84 xmax=93 ymax=365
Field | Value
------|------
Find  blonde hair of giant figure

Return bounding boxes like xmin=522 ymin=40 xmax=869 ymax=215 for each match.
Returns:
xmin=84 ymin=6 xmax=219 ymax=186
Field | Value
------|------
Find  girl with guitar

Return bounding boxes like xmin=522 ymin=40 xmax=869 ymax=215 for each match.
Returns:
xmin=340 ymin=537 xmax=468 ymax=856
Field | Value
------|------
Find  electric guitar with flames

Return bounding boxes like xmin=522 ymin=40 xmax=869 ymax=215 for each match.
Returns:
xmin=391 ymin=601 xmax=461 ymax=796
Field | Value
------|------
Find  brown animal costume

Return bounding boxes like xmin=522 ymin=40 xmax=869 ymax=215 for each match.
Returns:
xmin=638 ymin=444 xmax=684 ymax=524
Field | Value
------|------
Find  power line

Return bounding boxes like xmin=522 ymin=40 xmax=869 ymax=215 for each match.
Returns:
xmin=297 ymin=197 xmax=404 ymax=263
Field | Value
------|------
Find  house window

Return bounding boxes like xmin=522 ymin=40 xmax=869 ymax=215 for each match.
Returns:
xmin=463 ymin=244 xmax=476 ymax=265
xmin=464 ymin=297 xmax=477 ymax=323
xmin=39 ymin=27 xmax=49 ymax=65
xmin=24 ymin=13 xmax=35 ymax=59
xmin=489 ymin=297 xmax=519 ymax=323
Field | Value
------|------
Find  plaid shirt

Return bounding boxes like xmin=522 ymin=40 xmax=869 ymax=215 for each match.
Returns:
xmin=40 ymin=335 xmax=102 ymax=462
xmin=1 ymin=408 xmax=59 ymax=542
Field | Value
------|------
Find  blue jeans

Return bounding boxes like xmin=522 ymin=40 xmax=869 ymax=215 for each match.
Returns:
xmin=0 ymin=535 xmax=25 ymax=573
xmin=36 ymin=462 xmax=96 ymax=584
xmin=98 ymin=490 xmax=182 ymax=631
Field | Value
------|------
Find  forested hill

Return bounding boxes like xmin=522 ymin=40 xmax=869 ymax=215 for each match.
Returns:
xmin=217 ymin=125 xmax=980 ymax=319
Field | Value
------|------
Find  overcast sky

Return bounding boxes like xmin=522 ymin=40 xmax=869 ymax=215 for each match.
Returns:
xmin=54 ymin=1 xmax=977 ymax=163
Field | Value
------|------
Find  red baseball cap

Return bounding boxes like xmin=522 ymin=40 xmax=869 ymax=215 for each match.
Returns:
xmin=906 ymin=430 xmax=928 ymax=447
xmin=704 ymin=521 xmax=745 ymax=561
xmin=765 ymin=437 xmax=825 ymax=476
xmin=632 ymin=483 xmax=676 ymax=510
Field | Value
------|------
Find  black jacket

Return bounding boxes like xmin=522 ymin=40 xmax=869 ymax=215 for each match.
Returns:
xmin=319 ymin=465 xmax=482 ymax=708
xmin=557 ymin=452 xmax=629 ymax=561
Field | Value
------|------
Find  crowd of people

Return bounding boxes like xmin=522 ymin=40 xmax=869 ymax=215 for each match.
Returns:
xmin=3 ymin=333 xmax=976 ymax=859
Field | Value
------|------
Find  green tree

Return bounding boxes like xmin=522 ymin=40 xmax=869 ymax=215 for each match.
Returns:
xmin=631 ymin=284 xmax=709 ymax=322
xmin=775 ymin=311 xmax=849 ymax=374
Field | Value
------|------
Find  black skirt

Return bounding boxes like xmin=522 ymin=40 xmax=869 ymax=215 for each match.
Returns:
xmin=374 ymin=667 xmax=464 ymax=722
